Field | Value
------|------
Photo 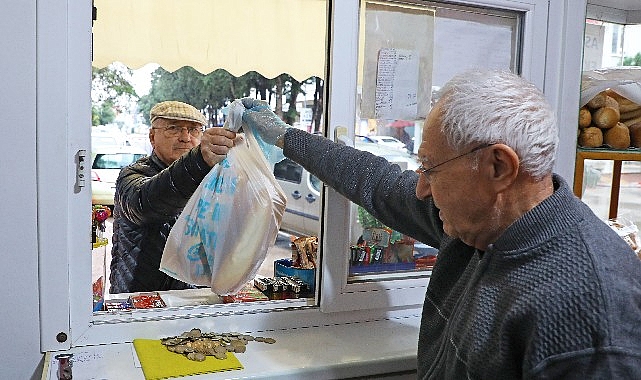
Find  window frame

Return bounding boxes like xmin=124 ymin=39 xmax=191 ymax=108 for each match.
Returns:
xmin=320 ymin=0 xmax=553 ymax=313
xmin=38 ymin=0 xmax=578 ymax=351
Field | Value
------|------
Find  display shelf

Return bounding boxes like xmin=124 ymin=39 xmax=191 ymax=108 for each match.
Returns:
xmin=573 ymin=147 xmax=641 ymax=218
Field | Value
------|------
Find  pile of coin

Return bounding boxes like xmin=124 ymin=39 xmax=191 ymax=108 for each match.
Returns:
xmin=160 ymin=328 xmax=276 ymax=361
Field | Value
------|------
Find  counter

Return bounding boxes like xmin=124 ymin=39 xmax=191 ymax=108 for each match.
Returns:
xmin=42 ymin=314 xmax=420 ymax=379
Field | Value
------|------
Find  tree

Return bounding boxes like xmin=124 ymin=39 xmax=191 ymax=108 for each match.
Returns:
xmin=138 ymin=66 xmax=325 ymax=131
xmin=623 ymin=52 xmax=641 ymax=66
xmin=140 ymin=67 xmax=257 ymax=126
xmin=91 ymin=64 xmax=138 ymax=126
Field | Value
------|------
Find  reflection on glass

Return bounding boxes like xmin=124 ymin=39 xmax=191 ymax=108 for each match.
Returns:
xmin=348 ymin=1 xmax=521 ymax=280
xmin=579 ymin=19 xmax=641 ymax=229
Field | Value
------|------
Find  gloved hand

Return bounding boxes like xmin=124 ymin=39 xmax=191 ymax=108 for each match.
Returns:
xmin=241 ymin=97 xmax=289 ymax=146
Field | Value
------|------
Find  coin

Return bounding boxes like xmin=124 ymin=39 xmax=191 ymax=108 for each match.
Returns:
xmin=187 ymin=352 xmax=206 ymax=362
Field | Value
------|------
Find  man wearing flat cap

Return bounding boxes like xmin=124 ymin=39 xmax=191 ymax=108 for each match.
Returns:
xmin=110 ymin=100 xmax=237 ymax=293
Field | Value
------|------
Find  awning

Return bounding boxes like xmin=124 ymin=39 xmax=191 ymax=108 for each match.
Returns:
xmin=92 ymin=0 xmax=327 ymax=81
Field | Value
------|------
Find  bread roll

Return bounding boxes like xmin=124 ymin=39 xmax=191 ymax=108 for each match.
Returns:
xmin=619 ymin=102 xmax=641 ymax=113
xmin=587 ymin=92 xmax=607 ymax=109
xmin=624 ymin=115 xmax=641 ymax=127
xmin=593 ymin=106 xmax=620 ymax=129
xmin=578 ymin=127 xmax=603 ymax=148
xmin=604 ymin=95 xmax=619 ymax=111
xmin=605 ymin=89 xmax=624 ymax=101
xmin=629 ymin=122 xmax=641 ymax=148
xmin=621 ymin=108 xmax=641 ymax=122
xmin=604 ymin=122 xmax=630 ymax=149
xmin=578 ymin=107 xmax=592 ymax=128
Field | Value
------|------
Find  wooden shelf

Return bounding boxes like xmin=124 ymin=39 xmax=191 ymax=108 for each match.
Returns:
xmin=573 ymin=148 xmax=641 ymax=219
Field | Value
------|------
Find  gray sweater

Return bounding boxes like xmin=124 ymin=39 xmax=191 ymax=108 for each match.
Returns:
xmin=283 ymin=128 xmax=641 ymax=379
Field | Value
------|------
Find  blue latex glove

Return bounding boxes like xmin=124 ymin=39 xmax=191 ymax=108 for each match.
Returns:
xmin=241 ymin=97 xmax=289 ymax=146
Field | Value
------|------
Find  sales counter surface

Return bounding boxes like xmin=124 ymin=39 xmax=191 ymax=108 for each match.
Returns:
xmin=42 ymin=314 xmax=420 ymax=379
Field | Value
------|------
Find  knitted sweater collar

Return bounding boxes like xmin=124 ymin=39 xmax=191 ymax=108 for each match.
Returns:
xmin=490 ymin=174 xmax=586 ymax=252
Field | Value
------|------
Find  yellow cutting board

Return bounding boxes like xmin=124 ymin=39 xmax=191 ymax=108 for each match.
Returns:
xmin=133 ymin=339 xmax=243 ymax=380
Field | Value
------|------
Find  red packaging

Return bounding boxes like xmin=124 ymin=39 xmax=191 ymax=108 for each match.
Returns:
xmin=129 ymin=292 xmax=166 ymax=309
xmin=222 ymin=283 xmax=269 ymax=303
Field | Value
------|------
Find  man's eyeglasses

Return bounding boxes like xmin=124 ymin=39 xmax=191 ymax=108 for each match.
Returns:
xmin=153 ymin=125 xmax=204 ymax=137
xmin=416 ymin=143 xmax=495 ymax=182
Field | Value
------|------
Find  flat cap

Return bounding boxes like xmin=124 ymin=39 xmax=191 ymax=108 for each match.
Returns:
xmin=150 ymin=100 xmax=207 ymax=126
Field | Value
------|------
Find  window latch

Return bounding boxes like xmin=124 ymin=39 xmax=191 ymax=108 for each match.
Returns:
xmin=76 ymin=149 xmax=87 ymax=189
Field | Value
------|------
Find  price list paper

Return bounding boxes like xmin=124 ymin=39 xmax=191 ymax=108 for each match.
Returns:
xmin=375 ymin=48 xmax=419 ymax=120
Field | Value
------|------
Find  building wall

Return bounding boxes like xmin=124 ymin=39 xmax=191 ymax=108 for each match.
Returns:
xmin=0 ymin=1 xmax=44 ymax=378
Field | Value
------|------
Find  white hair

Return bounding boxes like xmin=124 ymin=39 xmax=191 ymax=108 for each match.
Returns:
xmin=436 ymin=69 xmax=558 ymax=179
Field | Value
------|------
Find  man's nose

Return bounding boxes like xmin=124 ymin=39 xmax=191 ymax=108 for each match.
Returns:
xmin=178 ymin=127 xmax=191 ymax=140
xmin=415 ymin=174 xmax=432 ymax=200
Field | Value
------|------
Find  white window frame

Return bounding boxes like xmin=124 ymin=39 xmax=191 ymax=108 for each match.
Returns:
xmin=38 ymin=0 xmax=583 ymax=351
xmin=320 ymin=0 xmax=554 ymax=313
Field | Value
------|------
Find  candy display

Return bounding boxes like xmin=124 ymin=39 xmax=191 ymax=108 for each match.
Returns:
xmin=92 ymin=204 xmax=111 ymax=247
xmin=254 ymin=275 xmax=311 ymax=299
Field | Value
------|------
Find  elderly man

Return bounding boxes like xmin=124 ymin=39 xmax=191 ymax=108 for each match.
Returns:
xmin=110 ymin=100 xmax=236 ymax=293
xmin=241 ymin=69 xmax=641 ymax=379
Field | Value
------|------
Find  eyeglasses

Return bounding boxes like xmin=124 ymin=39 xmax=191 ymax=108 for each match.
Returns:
xmin=153 ymin=125 xmax=203 ymax=137
xmin=416 ymin=143 xmax=494 ymax=182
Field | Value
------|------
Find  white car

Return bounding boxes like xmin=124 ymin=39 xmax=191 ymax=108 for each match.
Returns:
xmin=363 ymin=135 xmax=407 ymax=151
xmin=274 ymin=137 xmax=419 ymax=237
xmin=91 ymin=146 xmax=147 ymax=207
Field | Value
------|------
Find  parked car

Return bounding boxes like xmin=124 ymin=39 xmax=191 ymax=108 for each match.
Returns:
xmin=274 ymin=137 xmax=419 ymax=237
xmin=273 ymin=158 xmax=323 ymax=237
xmin=363 ymin=135 xmax=407 ymax=151
xmin=91 ymin=146 xmax=147 ymax=207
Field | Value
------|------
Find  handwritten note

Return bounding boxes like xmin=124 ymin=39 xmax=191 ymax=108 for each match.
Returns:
xmin=375 ymin=48 xmax=419 ymax=120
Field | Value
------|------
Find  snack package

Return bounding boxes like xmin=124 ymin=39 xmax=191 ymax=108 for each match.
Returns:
xmin=606 ymin=216 xmax=641 ymax=258
xmin=160 ymin=116 xmax=287 ymax=295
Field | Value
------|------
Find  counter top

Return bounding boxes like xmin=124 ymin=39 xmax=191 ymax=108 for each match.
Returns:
xmin=43 ymin=314 xmax=420 ymax=379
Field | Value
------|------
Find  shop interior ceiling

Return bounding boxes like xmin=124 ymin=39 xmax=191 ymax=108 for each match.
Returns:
xmin=92 ymin=0 xmax=327 ymax=81
xmin=588 ymin=0 xmax=641 ymax=23
xmin=598 ymin=0 xmax=641 ymax=11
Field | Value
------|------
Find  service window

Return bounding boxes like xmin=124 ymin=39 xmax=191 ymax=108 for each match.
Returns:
xmin=88 ymin=0 xmax=328 ymax=314
xmin=38 ymin=0 xmax=553 ymax=350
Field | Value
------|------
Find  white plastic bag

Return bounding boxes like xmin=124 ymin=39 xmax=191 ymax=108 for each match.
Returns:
xmin=581 ymin=67 xmax=641 ymax=107
xmin=160 ymin=128 xmax=286 ymax=295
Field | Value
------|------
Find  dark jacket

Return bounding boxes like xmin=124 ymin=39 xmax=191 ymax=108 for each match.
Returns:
xmin=109 ymin=147 xmax=212 ymax=293
xmin=283 ymin=128 xmax=641 ymax=380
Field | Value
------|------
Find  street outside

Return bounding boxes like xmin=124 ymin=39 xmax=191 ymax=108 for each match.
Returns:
xmin=580 ymin=160 xmax=641 ymax=228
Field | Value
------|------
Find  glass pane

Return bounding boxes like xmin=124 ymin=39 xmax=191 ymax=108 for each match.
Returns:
xmin=347 ymin=1 xmax=522 ymax=280
xmin=578 ymin=20 xmax=641 ymax=231
xmin=583 ymin=21 xmax=641 ymax=71
xmin=90 ymin=0 xmax=327 ymax=313
xmin=579 ymin=159 xmax=641 ymax=229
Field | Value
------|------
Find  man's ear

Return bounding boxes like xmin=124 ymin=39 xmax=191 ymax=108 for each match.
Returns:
xmin=487 ymin=144 xmax=519 ymax=191
xmin=149 ymin=128 xmax=156 ymax=148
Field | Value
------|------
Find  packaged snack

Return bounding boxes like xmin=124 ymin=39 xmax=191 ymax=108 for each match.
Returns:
xmin=607 ymin=217 xmax=641 ymax=258
xmin=222 ymin=283 xmax=269 ymax=303
xmin=129 ymin=292 xmax=166 ymax=309
xmin=104 ymin=298 xmax=133 ymax=311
